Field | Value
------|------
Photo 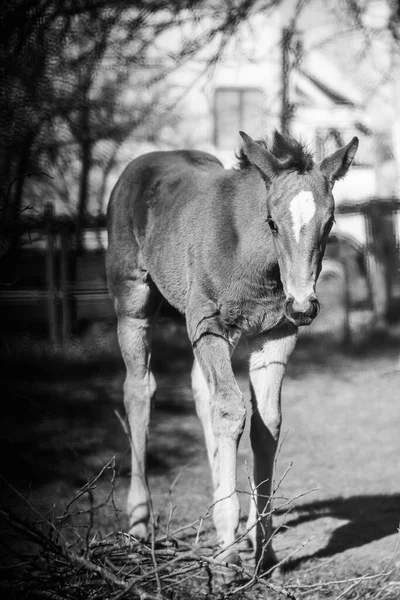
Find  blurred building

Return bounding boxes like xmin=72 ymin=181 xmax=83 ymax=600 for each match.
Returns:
xmin=156 ymin=12 xmax=395 ymax=195
xmin=123 ymin=1 xmax=397 ymax=254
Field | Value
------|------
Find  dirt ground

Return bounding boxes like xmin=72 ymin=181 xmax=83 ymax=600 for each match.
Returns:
xmin=1 ymin=308 xmax=400 ymax=598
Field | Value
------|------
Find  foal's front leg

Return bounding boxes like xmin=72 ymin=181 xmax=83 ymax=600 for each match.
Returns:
xmin=247 ymin=326 xmax=297 ymax=573
xmin=193 ymin=334 xmax=246 ymax=578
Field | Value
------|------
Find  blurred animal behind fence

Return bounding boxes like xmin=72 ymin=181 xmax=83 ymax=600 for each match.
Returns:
xmin=106 ymin=130 xmax=358 ymax=582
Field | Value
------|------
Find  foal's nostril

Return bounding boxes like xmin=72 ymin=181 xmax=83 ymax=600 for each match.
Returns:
xmin=301 ymin=297 xmax=320 ymax=319
xmin=284 ymin=297 xmax=294 ymax=319
xmin=309 ymin=298 xmax=320 ymax=319
xmin=284 ymin=297 xmax=293 ymax=312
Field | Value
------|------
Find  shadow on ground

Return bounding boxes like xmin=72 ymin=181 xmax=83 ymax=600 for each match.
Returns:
xmin=280 ymin=494 xmax=400 ymax=570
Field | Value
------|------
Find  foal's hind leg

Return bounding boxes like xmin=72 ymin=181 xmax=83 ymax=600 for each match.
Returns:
xmin=115 ymin=282 xmax=157 ymax=540
xmin=247 ymin=327 xmax=297 ymax=574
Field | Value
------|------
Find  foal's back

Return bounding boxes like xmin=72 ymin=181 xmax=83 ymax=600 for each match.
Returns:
xmin=107 ymin=149 xmax=223 ymax=241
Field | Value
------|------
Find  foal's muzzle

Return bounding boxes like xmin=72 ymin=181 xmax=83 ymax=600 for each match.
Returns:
xmin=284 ymin=295 xmax=320 ymax=326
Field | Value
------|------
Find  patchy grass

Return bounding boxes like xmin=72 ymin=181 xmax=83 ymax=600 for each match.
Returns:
xmin=1 ymin=318 xmax=400 ymax=598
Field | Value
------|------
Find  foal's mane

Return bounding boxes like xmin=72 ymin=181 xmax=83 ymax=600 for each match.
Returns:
xmin=236 ymin=130 xmax=314 ymax=174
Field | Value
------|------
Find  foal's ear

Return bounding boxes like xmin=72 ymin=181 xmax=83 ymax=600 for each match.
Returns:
xmin=319 ymin=137 xmax=359 ymax=185
xmin=272 ymin=130 xmax=292 ymax=157
xmin=239 ymin=131 xmax=282 ymax=181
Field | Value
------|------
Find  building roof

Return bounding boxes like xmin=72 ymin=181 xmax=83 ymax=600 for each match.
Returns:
xmin=293 ymin=53 xmax=364 ymax=108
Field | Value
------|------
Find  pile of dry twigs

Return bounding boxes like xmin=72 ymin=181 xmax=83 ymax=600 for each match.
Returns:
xmin=0 ymin=458 xmax=300 ymax=600
xmin=1 ymin=456 xmax=398 ymax=600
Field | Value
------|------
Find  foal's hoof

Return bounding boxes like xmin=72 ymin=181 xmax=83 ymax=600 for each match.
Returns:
xmin=256 ymin=548 xmax=282 ymax=579
xmin=128 ymin=522 xmax=148 ymax=542
xmin=213 ymin=550 xmax=243 ymax=587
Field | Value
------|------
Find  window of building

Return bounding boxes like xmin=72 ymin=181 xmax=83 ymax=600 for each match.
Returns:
xmin=214 ymin=87 xmax=264 ymax=149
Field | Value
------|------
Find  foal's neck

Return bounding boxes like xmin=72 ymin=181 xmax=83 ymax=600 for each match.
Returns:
xmin=226 ymin=167 xmax=280 ymax=277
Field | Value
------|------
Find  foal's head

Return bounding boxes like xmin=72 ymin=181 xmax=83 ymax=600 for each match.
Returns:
xmin=239 ymin=130 xmax=358 ymax=327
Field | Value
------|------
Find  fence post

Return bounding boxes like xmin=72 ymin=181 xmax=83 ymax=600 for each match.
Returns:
xmin=60 ymin=227 xmax=71 ymax=345
xmin=45 ymin=202 xmax=58 ymax=344
xmin=365 ymin=206 xmax=389 ymax=330
xmin=341 ymin=257 xmax=351 ymax=346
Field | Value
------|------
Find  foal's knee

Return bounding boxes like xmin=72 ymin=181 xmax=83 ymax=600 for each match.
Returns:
xmin=211 ymin=387 xmax=246 ymax=440
xmin=124 ymin=373 xmax=156 ymax=412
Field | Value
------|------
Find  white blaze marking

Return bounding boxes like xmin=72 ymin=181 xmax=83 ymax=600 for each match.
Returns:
xmin=290 ymin=191 xmax=316 ymax=243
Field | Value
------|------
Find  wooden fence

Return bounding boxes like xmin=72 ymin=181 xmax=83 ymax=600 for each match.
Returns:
xmin=337 ymin=198 xmax=400 ymax=325
xmin=0 ymin=203 xmax=111 ymax=344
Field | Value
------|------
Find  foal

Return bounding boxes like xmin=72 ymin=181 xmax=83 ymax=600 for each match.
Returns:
xmin=106 ymin=130 xmax=358 ymax=579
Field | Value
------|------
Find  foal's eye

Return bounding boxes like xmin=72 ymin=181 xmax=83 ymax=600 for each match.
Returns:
xmin=267 ymin=216 xmax=279 ymax=235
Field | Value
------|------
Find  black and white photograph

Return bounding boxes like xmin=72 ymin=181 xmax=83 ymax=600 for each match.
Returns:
xmin=1 ymin=1 xmax=400 ymax=598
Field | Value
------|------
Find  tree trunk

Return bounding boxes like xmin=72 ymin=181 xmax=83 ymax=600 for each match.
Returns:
xmin=75 ymin=101 xmax=91 ymax=252
xmin=4 ymin=135 xmax=34 ymax=274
